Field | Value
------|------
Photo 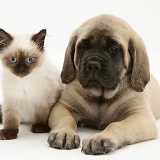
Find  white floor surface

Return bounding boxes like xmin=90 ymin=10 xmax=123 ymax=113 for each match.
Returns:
xmin=0 ymin=0 xmax=160 ymax=159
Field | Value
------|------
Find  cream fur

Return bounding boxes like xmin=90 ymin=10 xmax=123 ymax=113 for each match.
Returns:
xmin=48 ymin=14 xmax=160 ymax=154
xmin=1 ymin=34 xmax=39 ymax=56
xmin=2 ymin=58 xmax=62 ymax=123
xmin=0 ymin=31 xmax=63 ymax=138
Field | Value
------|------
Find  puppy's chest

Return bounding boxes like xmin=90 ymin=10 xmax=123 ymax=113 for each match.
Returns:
xmin=77 ymin=97 xmax=114 ymax=129
xmin=78 ymin=94 xmax=132 ymax=130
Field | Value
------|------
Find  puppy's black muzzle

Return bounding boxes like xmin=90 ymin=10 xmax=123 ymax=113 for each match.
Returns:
xmin=78 ymin=55 xmax=119 ymax=89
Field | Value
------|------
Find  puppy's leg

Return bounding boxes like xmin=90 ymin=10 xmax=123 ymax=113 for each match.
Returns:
xmin=31 ymin=106 xmax=51 ymax=133
xmin=0 ymin=105 xmax=20 ymax=140
xmin=82 ymin=109 xmax=157 ymax=155
xmin=48 ymin=102 xmax=80 ymax=149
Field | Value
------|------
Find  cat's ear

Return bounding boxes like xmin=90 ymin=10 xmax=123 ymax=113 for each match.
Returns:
xmin=0 ymin=28 xmax=13 ymax=51
xmin=31 ymin=29 xmax=46 ymax=51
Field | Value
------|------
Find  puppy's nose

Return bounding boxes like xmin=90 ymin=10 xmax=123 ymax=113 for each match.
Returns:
xmin=87 ymin=61 xmax=101 ymax=72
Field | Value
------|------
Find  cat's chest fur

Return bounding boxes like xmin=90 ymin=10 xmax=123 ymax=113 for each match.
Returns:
xmin=2 ymin=60 xmax=62 ymax=123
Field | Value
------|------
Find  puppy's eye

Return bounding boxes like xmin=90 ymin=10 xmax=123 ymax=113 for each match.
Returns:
xmin=9 ymin=57 xmax=17 ymax=63
xmin=109 ymin=46 xmax=118 ymax=51
xmin=80 ymin=44 xmax=88 ymax=49
xmin=26 ymin=57 xmax=35 ymax=64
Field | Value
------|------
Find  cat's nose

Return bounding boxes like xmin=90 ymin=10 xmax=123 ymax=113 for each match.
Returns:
xmin=18 ymin=67 xmax=25 ymax=73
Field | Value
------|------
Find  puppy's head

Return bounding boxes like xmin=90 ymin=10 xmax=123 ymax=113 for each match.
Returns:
xmin=61 ymin=14 xmax=150 ymax=92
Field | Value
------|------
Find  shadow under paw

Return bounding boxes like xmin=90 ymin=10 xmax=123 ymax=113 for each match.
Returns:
xmin=31 ymin=124 xmax=50 ymax=133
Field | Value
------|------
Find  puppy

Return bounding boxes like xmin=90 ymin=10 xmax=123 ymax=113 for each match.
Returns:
xmin=48 ymin=14 xmax=160 ymax=155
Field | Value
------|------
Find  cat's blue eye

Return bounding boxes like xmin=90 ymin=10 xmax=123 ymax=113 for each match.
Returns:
xmin=26 ymin=57 xmax=35 ymax=64
xmin=9 ymin=57 xmax=17 ymax=63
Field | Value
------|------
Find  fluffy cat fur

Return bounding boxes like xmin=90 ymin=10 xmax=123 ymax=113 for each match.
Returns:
xmin=0 ymin=29 xmax=63 ymax=139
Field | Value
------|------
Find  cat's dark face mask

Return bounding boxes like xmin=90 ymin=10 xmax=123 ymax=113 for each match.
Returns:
xmin=0 ymin=29 xmax=46 ymax=78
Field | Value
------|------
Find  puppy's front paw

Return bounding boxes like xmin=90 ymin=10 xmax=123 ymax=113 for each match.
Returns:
xmin=0 ymin=129 xmax=19 ymax=140
xmin=82 ymin=135 xmax=117 ymax=155
xmin=48 ymin=132 xmax=80 ymax=149
xmin=31 ymin=124 xmax=50 ymax=133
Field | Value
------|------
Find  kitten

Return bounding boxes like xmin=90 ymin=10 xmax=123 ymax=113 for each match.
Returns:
xmin=0 ymin=29 xmax=63 ymax=140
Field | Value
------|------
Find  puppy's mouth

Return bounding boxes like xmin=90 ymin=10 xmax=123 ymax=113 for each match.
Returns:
xmin=78 ymin=58 xmax=119 ymax=89
xmin=79 ymin=72 xmax=118 ymax=89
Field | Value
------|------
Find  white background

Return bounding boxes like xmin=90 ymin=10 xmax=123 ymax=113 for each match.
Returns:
xmin=0 ymin=0 xmax=160 ymax=160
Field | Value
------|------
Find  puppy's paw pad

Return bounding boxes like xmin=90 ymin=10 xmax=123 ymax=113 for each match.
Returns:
xmin=0 ymin=129 xmax=18 ymax=140
xmin=82 ymin=137 xmax=116 ymax=155
xmin=48 ymin=132 xmax=80 ymax=149
xmin=31 ymin=124 xmax=50 ymax=133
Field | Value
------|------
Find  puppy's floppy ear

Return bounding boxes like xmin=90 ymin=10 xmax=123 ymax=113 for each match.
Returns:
xmin=32 ymin=29 xmax=46 ymax=51
xmin=61 ymin=33 xmax=77 ymax=84
xmin=128 ymin=37 xmax=150 ymax=92
xmin=0 ymin=28 xmax=13 ymax=51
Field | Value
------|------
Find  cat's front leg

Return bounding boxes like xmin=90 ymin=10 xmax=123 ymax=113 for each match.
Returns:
xmin=0 ymin=105 xmax=20 ymax=140
xmin=31 ymin=106 xmax=51 ymax=133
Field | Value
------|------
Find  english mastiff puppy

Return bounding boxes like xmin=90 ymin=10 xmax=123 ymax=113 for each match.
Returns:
xmin=48 ymin=14 xmax=160 ymax=155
